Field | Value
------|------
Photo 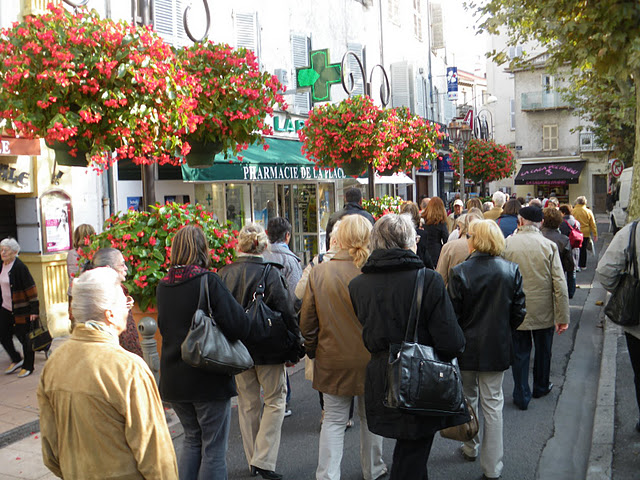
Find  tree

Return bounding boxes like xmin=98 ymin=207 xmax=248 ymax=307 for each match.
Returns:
xmin=451 ymin=138 xmax=516 ymax=191
xmin=472 ymin=0 xmax=640 ymax=219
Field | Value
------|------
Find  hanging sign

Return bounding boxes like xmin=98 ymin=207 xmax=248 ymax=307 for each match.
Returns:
xmin=296 ymin=49 xmax=342 ymax=104
xmin=447 ymin=67 xmax=458 ymax=101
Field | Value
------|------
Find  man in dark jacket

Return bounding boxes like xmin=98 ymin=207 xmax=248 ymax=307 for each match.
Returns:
xmin=325 ymin=187 xmax=375 ymax=250
xmin=541 ymin=207 xmax=575 ymax=298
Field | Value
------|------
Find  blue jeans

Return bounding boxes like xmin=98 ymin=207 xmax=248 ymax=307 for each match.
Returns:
xmin=566 ymin=271 xmax=576 ymax=299
xmin=511 ymin=328 xmax=554 ymax=408
xmin=172 ymin=399 xmax=231 ymax=480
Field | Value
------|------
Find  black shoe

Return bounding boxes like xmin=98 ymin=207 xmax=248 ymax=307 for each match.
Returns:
xmin=635 ymin=420 xmax=640 ymax=433
xmin=513 ymin=400 xmax=528 ymax=411
xmin=532 ymin=383 xmax=553 ymax=398
xmin=250 ymin=466 xmax=283 ymax=480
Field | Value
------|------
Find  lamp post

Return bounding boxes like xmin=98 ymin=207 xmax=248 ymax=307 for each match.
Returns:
xmin=447 ymin=121 xmax=473 ymax=202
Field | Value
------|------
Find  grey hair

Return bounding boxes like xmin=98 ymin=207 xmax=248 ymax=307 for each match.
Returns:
xmin=0 ymin=237 xmax=20 ymax=254
xmin=371 ymin=214 xmax=416 ymax=251
xmin=460 ymin=210 xmax=484 ymax=236
xmin=492 ymin=191 xmax=507 ymax=208
xmin=71 ymin=267 xmax=124 ymax=325
xmin=91 ymin=248 xmax=123 ymax=269
xmin=518 ymin=216 xmax=543 ymax=230
xmin=237 ymin=222 xmax=269 ymax=254
xmin=575 ymin=196 xmax=587 ymax=205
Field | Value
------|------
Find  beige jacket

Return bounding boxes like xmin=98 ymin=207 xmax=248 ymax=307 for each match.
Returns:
xmin=573 ymin=204 xmax=598 ymax=239
xmin=484 ymin=206 xmax=503 ymax=221
xmin=37 ymin=323 xmax=178 ymax=480
xmin=436 ymin=237 xmax=471 ymax=287
xmin=299 ymin=250 xmax=370 ymax=396
xmin=503 ymin=225 xmax=570 ymax=330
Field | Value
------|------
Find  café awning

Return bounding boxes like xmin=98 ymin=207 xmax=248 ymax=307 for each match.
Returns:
xmin=181 ymin=138 xmax=345 ymax=182
xmin=514 ymin=161 xmax=586 ymax=185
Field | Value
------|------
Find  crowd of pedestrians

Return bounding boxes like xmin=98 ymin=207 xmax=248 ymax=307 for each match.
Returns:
xmin=0 ymin=186 xmax=620 ymax=480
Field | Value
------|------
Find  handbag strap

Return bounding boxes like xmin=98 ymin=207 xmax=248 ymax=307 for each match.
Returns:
xmin=404 ymin=267 xmax=426 ymax=343
xmin=255 ymin=264 xmax=272 ymax=298
xmin=198 ymin=274 xmax=213 ymax=318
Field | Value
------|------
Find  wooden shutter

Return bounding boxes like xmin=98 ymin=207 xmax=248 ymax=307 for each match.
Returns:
xmin=153 ymin=0 xmax=186 ymax=47
xmin=391 ymin=61 xmax=414 ymax=111
xmin=235 ymin=11 xmax=260 ymax=63
xmin=291 ymin=33 xmax=311 ymax=114
xmin=543 ymin=124 xmax=558 ymax=151
xmin=347 ymin=43 xmax=365 ymax=96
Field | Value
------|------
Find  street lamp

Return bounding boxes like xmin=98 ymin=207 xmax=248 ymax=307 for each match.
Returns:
xmin=448 ymin=121 xmax=473 ymax=202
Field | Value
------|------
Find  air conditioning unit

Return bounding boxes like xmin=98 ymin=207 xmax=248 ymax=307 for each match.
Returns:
xmin=274 ymin=69 xmax=289 ymax=89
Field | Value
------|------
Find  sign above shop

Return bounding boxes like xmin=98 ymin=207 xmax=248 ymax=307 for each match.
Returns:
xmin=296 ymin=49 xmax=342 ymax=104
xmin=0 ymin=156 xmax=33 ymax=193
xmin=264 ymin=113 xmax=307 ymax=140
xmin=0 ymin=136 xmax=41 ymax=156
xmin=242 ymin=165 xmax=345 ymax=181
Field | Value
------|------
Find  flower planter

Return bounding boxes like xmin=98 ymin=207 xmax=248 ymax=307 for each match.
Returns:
xmin=341 ymin=160 xmax=367 ymax=176
xmin=185 ymin=140 xmax=223 ymax=168
xmin=46 ymin=141 xmax=88 ymax=167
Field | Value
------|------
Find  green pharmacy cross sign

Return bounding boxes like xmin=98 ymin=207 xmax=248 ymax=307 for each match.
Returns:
xmin=296 ymin=49 xmax=342 ymax=104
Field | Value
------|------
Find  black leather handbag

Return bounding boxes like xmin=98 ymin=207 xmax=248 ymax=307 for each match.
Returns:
xmin=181 ymin=275 xmax=254 ymax=375
xmin=384 ymin=268 xmax=465 ymax=416
xmin=245 ymin=264 xmax=303 ymax=363
xmin=604 ymin=221 xmax=640 ymax=327
xmin=28 ymin=317 xmax=52 ymax=352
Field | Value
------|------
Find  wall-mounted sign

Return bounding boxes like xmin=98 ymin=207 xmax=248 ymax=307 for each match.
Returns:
xmin=242 ymin=165 xmax=345 ymax=181
xmin=296 ymin=49 xmax=342 ymax=104
xmin=0 ymin=157 xmax=33 ymax=193
xmin=611 ymin=158 xmax=624 ymax=178
xmin=41 ymin=190 xmax=72 ymax=253
xmin=447 ymin=67 xmax=458 ymax=101
xmin=0 ymin=137 xmax=40 ymax=156
xmin=264 ymin=113 xmax=307 ymax=140
xmin=127 ymin=197 xmax=142 ymax=211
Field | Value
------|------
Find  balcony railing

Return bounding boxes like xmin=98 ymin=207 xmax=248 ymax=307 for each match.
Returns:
xmin=579 ymin=132 xmax=607 ymax=152
xmin=521 ymin=91 xmax=572 ymax=111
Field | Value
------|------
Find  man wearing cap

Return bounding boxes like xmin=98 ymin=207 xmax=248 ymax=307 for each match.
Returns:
xmin=503 ymin=206 xmax=570 ymax=411
xmin=447 ymin=199 xmax=465 ymax=233
xmin=484 ymin=191 xmax=507 ymax=221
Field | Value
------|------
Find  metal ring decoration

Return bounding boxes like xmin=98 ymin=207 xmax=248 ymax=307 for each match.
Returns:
xmin=340 ymin=51 xmax=367 ymax=96
xmin=368 ymin=64 xmax=391 ymax=107
xmin=62 ymin=0 xmax=90 ymax=8
xmin=184 ymin=0 xmax=211 ymax=43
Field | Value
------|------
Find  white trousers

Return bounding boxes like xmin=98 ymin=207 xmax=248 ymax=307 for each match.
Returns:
xmin=461 ymin=370 xmax=505 ymax=479
xmin=235 ymin=364 xmax=287 ymax=471
xmin=316 ymin=393 xmax=386 ymax=480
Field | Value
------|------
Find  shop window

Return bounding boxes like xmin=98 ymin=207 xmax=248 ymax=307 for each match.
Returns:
xmin=252 ymin=184 xmax=276 ymax=229
xmin=194 ymin=183 xmax=225 ymax=221
xmin=225 ymin=183 xmax=251 ymax=231
xmin=542 ymin=124 xmax=558 ymax=151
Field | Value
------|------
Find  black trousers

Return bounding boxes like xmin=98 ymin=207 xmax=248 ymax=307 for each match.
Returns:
xmin=626 ymin=333 xmax=640 ymax=417
xmin=578 ymin=238 xmax=590 ymax=268
xmin=512 ymin=327 xmax=554 ymax=408
xmin=390 ymin=434 xmax=435 ymax=480
xmin=0 ymin=307 xmax=22 ymax=365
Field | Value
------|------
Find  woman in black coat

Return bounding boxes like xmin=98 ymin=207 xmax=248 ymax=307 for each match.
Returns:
xmin=447 ymin=220 xmax=526 ymax=480
xmin=400 ymin=201 xmax=434 ymax=269
xmin=349 ymin=214 xmax=467 ymax=480
xmin=219 ymin=222 xmax=301 ymax=480
xmin=422 ymin=197 xmax=449 ymax=265
xmin=157 ymin=225 xmax=252 ymax=480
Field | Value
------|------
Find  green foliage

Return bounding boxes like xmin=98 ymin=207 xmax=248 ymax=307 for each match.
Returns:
xmin=361 ymin=195 xmax=404 ymax=220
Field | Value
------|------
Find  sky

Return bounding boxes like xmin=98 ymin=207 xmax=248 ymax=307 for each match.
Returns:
xmin=441 ymin=1 xmax=489 ymax=75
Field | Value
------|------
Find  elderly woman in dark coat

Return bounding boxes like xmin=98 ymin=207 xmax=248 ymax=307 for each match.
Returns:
xmin=349 ymin=214 xmax=467 ymax=480
xmin=447 ymin=220 xmax=526 ymax=480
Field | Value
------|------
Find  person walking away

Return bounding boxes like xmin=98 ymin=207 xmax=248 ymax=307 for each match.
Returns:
xmin=422 ymin=197 xmax=449 ymax=266
xmin=349 ymin=214 xmax=467 ymax=480
xmin=325 ymin=187 xmax=375 ymax=250
xmin=596 ymin=220 xmax=640 ymax=432
xmin=484 ymin=192 xmax=507 ymax=221
xmin=220 ymin=223 xmax=303 ymax=480
xmin=495 ymin=199 xmax=521 ymax=238
xmin=559 ymin=204 xmax=581 ymax=273
xmin=503 ymin=206 xmax=570 ymax=410
xmin=400 ymin=201 xmax=434 ymax=268
xmin=0 ymin=238 xmax=39 ymax=378
xmin=436 ymin=210 xmax=484 ymax=287
xmin=573 ymin=196 xmax=598 ymax=269
xmin=300 ymin=215 xmax=386 ymax=480
xmin=448 ymin=220 xmax=526 ymax=480
xmin=38 ymin=267 xmax=178 ymax=479
xmin=541 ymin=208 xmax=575 ymax=298
xmin=157 ymin=225 xmax=253 ymax=480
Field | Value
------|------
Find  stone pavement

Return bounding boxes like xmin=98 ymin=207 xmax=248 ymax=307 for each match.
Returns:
xmin=0 ymin=213 xmax=637 ymax=479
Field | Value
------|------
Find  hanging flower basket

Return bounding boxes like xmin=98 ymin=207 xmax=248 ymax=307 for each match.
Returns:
xmin=185 ymin=140 xmax=224 ymax=168
xmin=45 ymin=140 xmax=87 ymax=167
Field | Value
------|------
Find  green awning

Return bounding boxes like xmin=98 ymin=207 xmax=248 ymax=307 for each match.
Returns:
xmin=181 ymin=138 xmax=346 ymax=182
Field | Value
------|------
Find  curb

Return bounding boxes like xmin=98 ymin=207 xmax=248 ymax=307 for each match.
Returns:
xmin=0 ymin=420 xmax=40 ymax=449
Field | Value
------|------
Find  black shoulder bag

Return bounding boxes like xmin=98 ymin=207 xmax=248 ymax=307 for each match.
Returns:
xmin=604 ymin=221 xmax=640 ymax=327
xmin=384 ymin=268 xmax=465 ymax=416
xmin=181 ymin=275 xmax=254 ymax=375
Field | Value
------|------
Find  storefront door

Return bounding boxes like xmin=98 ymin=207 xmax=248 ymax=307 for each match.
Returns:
xmin=0 ymin=195 xmax=16 ymax=240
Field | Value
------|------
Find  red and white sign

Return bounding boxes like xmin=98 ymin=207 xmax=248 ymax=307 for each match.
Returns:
xmin=0 ymin=137 xmax=41 ymax=156
xmin=611 ymin=159 xmax=624 ymax=178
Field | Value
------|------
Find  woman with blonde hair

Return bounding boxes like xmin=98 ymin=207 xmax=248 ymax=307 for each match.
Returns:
xmin=423 ymin=196 xmax=449 ymax=265
xmin=300 ymin=214 xmax=386 ymax=480
xmin=447 ymin=220 xmax=526 ymax=480
xmin=436 ymin=210 xmax=484 ymax=287
xmin=219 ymin=223 xmax=302 ymax=480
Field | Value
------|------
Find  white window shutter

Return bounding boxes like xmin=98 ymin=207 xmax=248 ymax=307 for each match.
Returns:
xmin=430 ymin=3 xmax=444 ymax=50
xmin=509 ymin=98 xmax=516 ymax=130
xmin=235 ymin=12 xmax=260 ymax=63
xmin=415 ymin=75 xmax=425 ymax=117
xmin=391 ymin=61 xmax=414 ymax=111
xmin=153 ymin=0 xmax=187 ymax=47
xmin=291 ymin=34 xmax=311 ymax=114
xmin=346 ymin=43 xmax=365 ymax=96
xmin=551 ymin=125 xmax=558 ymax=150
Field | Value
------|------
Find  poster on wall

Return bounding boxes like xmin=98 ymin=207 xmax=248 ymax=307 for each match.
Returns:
xmin=41 ymin=190 xmax=72 ymax=253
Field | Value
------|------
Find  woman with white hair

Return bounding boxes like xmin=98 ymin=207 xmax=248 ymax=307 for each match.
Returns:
xmin=37 ymin=267 xmax=178 ymax=479
xmin=0 ymin=237 xmax=39 ymax=378
xmin=349 ymin=214 xmax=467 ymax=480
